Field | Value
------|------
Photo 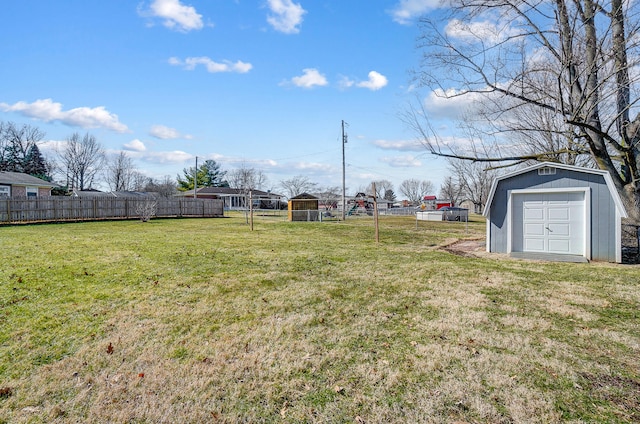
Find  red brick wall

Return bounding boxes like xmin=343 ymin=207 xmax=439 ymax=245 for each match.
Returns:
xmin=12 ymin=186 xmax=26 ymax=197
xmin=8 ymin=186 xmax=51 ymax=197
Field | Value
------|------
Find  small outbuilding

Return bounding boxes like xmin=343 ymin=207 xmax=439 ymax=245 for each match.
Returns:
xmin=288 ymin=193 xmax=319 ymax=222
xmin=483 ymin=162 xmax=628 ymax=263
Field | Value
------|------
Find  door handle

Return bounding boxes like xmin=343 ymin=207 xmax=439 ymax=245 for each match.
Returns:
xmin=545 ymin=226 xmax=552 ymax=232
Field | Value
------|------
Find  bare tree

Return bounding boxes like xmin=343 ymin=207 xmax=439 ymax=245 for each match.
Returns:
xmin=439 ymin=176 xmax=462 ymax=207
xmin=144 ymin=175 xmax=177 ymax=197
xmin=130 ymin=171 xmax=150 ymax=192
xmin=135 ymin=199 xmax=157 ymax=222
xmin=0 ymin=122 xmax=44 ymax=172
xmin=279 ymin=175 xmax=318 ymax=199
xmin=408 ymin=0 xmax=640 ymax=222
xmin=58 ymin=133 xmax=104 ymax=190
xmin=371 ymin=179 xmax=394 ymax=199
xmin=227 ymin=164 xmax=268 ymax=191
xmin=105 ymin=151 xmax=136 ymax=191
xmin=399 ymin=179 xmax=434 ymax=204
xmin=227 ymin=164 xmax=269 ymax=213
xmin=449 ymin=159 xmax=499 ymax=213
xmin=315 ymin=186 xmax=341 ymax=210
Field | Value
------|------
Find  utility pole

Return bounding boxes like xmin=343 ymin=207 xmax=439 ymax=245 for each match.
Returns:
xmin=341 ymin=120 xmax=348 ymax=221
xmin=193 ymin=156 xmax=198 ymax=199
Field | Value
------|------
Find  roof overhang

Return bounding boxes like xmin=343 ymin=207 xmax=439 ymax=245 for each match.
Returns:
xmin=482 ymin=162 xmax=628 ymax=218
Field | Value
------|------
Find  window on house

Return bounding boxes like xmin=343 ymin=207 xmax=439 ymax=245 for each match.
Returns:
xmin=26 ymin=187 xmax=38 ymax=197
xmin=0 ymin=186 xmax=9 ymax=197
xmin=538 ymin=167 xmax=556 ymax=175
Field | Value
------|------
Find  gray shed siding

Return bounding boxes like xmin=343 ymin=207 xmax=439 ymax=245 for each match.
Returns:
xmin=488 ymin=168 xmax=617 ymax=261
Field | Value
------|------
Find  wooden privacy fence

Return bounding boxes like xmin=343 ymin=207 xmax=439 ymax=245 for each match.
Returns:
xmin=0 ymin=196 xmax=224 ymax=224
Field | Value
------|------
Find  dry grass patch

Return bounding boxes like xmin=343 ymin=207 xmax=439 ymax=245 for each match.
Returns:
xmin=0 ymin=216 xmax=639 ymax=423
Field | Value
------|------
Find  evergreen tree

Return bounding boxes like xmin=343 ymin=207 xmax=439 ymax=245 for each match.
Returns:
xmin=4 ymin=142 xmax=23 ymax=172
xmin=23 ymin=144 xmax=50 ymax=181
xmin=383 ymin=189 xmax=396 ymax=202
xmin=202 ymin=160 xmax=228 ymax=187
xmin=177 ymin=160 xmax=228 ymax=191
xmin=0 ymin=122 xmax=44 ymax=173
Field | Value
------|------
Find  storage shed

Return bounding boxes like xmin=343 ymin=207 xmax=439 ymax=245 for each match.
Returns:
xmin=288 ymin=193 xmax=319 ymax=222
xmin=483 ymin=162 xmax=628 ymax=263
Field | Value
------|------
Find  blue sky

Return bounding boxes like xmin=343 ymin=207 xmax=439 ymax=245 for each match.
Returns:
xmin=0 ymin=0 xmax=459 ymax=195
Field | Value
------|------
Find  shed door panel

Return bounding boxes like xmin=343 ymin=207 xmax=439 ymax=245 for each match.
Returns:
xmin=512 ymin=192 xmax=584 ymax=255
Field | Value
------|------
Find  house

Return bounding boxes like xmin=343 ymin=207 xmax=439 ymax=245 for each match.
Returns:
xmin=459 ymin=199 xmax=478 ymax=213
xmin=419 ymin=195 xmax=454 ymax=210
xmin=72 ymin=190 xmax=159 ymax=198
xmin=175 ymin=187 xmax=284 ymax=210
xmin=0 ymin=171 xmax=57 ymax=197
xmin=483 ymin=162 xmax=628 ymax=263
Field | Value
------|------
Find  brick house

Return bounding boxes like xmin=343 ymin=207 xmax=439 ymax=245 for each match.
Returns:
xmin=0 ymin=171 xmax=57 ymax=198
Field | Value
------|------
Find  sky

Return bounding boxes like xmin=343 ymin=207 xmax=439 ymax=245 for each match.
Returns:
xmin=0 ymin=0 xmax=463 ymax=196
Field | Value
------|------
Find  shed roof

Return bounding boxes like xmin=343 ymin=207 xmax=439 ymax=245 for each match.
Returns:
xmin=0 ymin=171 xmax=57 ymax=187
xmin=482 ymin=162 xmax=628 ymax=218
xmin=290 ymin=193 xmax=318 ymax=200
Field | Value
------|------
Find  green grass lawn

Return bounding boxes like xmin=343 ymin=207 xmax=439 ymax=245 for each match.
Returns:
xmin=0 ymin=216 xmax=639 ymax=423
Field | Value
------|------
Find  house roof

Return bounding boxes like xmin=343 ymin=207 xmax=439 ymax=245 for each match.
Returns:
xmin=0 ymin=171 xmax=57 ymax=187
xmin=72 ymin=189 xmax=109 ymax=197
xmin=177 ymin=187 xmax=283 ymax=197
xmin=482 ymin=162 xmax=628 ymax=218
xmin=72 ymin=190 xmax=158 ymax=198
xmin=112 ymin=191 xmax=159 ymax=198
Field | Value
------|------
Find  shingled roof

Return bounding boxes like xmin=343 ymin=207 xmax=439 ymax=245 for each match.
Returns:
xmin=0 ymin=171 xmax=57 ymax=187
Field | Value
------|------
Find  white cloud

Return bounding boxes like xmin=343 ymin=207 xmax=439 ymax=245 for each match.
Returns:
xmin=37 ymin=139 xmax=66 ymax=155
xmin=338 ymin=76 xmax=355 ymax=90
xmin=291 ymin=161 xmax=333 ymax=172
xmin=124 ymin=139 xmax=147 ymax=152
xmin=338 ymin=72 xmax=388 ymax=91
xmin=149 ymin=124 xmax=192 ymax=140
xmin=380 ymin=155 xmax=423 ymax=167
xmin=445 ymin=18 xmax=520 ymax=44
xmin=169 ymin=56 xmax=252 ymax=73
xmin=389 ymin=0 xmax=440 ymax=25
xmin=142 ymin=150 xmax=193 ymax=163
xmin=422 ymin=88 xmax=485 ymax=119
xmin=372 ymin=139 xmax=424 ymax=151
xmin=0 ymin=98 xmax=129 ymax=133
xmin=266 ymin=0 xmax=306 ymax=34
xmin=145 ymin=0 xmax=203 ymax=32
xmin=356 ymin=71 xmax=388 ymax=91
xmin=288 ymin=68 xmax=328 ymax=89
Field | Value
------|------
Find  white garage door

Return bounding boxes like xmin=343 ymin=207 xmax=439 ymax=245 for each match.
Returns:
xmin=512 ymin=192 xmax=585 ymax=255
